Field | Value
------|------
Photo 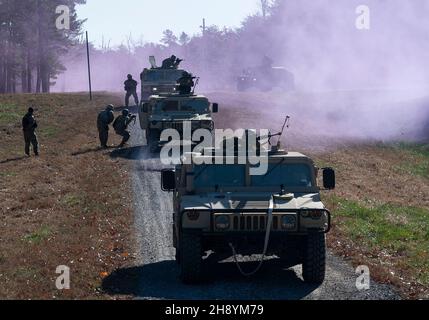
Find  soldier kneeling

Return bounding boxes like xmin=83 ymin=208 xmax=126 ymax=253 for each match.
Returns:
xmin=113 ymin=109 xmax=136 ymax=148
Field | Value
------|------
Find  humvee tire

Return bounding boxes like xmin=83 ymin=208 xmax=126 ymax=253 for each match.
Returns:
xmin=302 ymin=232 xmax=326 ymax=284
xmin=179 ymin=232 xmax=203 ymax=284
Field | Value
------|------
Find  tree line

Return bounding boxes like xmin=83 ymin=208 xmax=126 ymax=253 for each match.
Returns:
xmin=0 ymin=0 xmax=84 ymax=94
xmin=55 ymin=0 xmax=284 ymax=92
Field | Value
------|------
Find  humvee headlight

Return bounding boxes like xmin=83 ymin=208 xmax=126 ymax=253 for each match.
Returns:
xmin=281 ymin=215 xmax=297 ymax=230
xmin=215 ymin=215 xmax=230 ymax=230
xmin=152 ymin=87 xmax=158 ymax=91
xmin=187 ymin=211 xmax=200 ymax=221
xmin=301 ymin=210 xmax=324 ymax=220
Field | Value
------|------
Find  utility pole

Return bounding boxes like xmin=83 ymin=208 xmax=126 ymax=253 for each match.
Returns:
xmin=200 ymin=18 xmax=207 ymax=87
xmin=86 ymin=31 xmax=93 ymax=101
xmin=200 ymin=18 xmax=206 ymax=37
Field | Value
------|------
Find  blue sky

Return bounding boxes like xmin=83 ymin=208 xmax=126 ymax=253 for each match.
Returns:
xmin=77 ymin=0 xmax=260 ymax=47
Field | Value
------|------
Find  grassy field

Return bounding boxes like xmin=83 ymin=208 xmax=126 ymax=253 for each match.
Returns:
xmin=1 ymin=92 xmax=428 ymax=299
xmin=0 ymin=93 xmax=134 ymax=299
xmin=313 ymin=143 xmax=429 ymax=299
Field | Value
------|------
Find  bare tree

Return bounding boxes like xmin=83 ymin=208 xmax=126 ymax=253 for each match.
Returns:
xmin=260 ymin=0 xmax=271 ymax=18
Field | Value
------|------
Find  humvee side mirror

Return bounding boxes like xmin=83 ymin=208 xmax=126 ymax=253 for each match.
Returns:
xmin=212 ymin=103 xmax=219 ymax=113
xmin=142 ymin=103 xmax=149 ymax=113
xmin=161 ymin=169 xmax=176 ymax=191
xmin=323 ymin=168 xmax=336 ymax=190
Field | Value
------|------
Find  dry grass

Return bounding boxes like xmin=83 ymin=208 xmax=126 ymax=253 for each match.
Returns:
xmin=213 ymin=94 xmax=429 ymax=299
xmin=312 ymin=145 xmax=429 ymax=299
xmin=0 ymin=93 xmax=134 ymax=299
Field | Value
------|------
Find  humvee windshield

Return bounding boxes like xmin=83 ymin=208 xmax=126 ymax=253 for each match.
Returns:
xmin=154 ymin=100 xmax=179 ymax=112
xmin=251 ymin=163 xmax=313 ymax=187
xmin=193 ymin=163 xmax=313 ymax=189
xmin=153 ymin=99 xmax=209 ymax=114
xmin=142 ymin=69 xmax=183 ymax=82
xmin=180 ymin=100 xmax=209 ymax=113
xmin=194 ymin=165 xmax=245 ymax=188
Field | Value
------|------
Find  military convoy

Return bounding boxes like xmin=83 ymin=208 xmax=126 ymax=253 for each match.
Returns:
xmin=161 ymin=134 xmax=336 ymax=284
xmin=137 ymin=55 xmax=335 ymax=285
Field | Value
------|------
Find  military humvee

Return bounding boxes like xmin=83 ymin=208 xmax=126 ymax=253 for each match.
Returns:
xmin=161 ymin=141 xmax=335 ymax=284
xmin=140 ymin=56 xmax=186 ymax=102
xmin=139 ymin=93 xmax=219 ymax=153
xmin=237 ymin=67 xmax=295 ymax=92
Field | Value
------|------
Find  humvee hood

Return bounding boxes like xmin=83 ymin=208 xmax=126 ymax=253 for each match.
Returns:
xmin=180 ymin=192 xmax=324 ymax=211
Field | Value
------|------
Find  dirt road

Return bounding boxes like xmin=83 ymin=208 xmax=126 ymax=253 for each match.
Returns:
xmin=101 ymin=91 xmax=420 ymax=300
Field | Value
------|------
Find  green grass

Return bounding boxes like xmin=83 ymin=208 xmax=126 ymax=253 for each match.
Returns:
xmin=61 ymin=193 xmax=82 ymax=207
xmin=327 ymin=194 xmax=429 ymax=284
xmin=39 ymin=125 xmax=61 ymax=138
xmin=0 ymin=171 xmax=18 ymax=178
xmin=23 ymin=226 xmax=52 ymax=245
xmin=0 ymin=103 xmax=23 ymax=125
xmin=390 ymin=142 xmax=429 ymax=179
xmin=13 ymin=267 xmax=39 ymax=280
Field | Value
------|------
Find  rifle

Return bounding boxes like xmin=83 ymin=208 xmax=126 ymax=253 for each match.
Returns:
xmin=126 ymin=114 xmax=137 ymax=127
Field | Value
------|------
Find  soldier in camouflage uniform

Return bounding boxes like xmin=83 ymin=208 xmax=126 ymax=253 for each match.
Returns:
xmin=124 ymin=74 xmax=139 ymax=107
xmin=176 ymin=71 xmax=196 ymax=94
xmin=113 ymin=109 xmax=137 ymax=148
xmin=97 ymin=104 xmax=115 ymax=148
xmin=22 ymin=107 xmax=39 ymax=156
xmin=161 ymin=55 xmax=183 ymax=69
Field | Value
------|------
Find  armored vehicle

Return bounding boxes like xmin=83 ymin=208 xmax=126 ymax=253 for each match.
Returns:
xmin=237 ymin=67 xmax=295 ymax=92
xmin=140 ymin=56 xmax=186 ymax=102
xmin=139 ymin=93 xmax=219 ymax=153
xmin=161 ymin=138 xmax=335 ymax=284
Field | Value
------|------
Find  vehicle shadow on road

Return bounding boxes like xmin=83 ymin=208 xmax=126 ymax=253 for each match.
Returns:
xmin=101 ymin=260 xmax=320 ymax=300
xmin=109 ymin=146 xmax=162 ymax=161
xmin=0 ymin=156 xmax=28 ymax=164
xmin=109 ymin=146 xmax=146 ymax=160
xmin=71 ymin=146 xmax=112 ymax=156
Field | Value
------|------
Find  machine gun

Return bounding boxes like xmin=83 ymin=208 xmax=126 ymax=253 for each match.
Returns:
xmin=257 ymin=116 xmax=291 ymax=147
xmin=191 ymin=77 xmax=200 ymax=94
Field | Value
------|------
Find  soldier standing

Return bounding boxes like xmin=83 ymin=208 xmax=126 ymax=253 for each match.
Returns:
xmin=97 ymin=104 xmax=115 ymax=148
xmin=124 ymin=74 xmax=139 ymax=107
xmin=113 ymin=109 xmax=136 ymax=148
xmin=22 ymin=107 xmax=39 ymax=156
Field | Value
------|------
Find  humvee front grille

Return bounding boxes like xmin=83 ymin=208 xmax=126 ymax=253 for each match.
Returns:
xmin=231 ymin=215 xmax=282 ymax=232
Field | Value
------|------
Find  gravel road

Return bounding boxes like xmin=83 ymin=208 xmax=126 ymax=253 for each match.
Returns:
xmin=110 ymin=92 xmax=405 ymax=300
